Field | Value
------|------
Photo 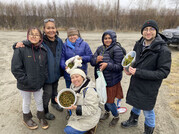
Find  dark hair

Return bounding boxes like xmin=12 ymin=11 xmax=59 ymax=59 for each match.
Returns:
xmin=27 ymin=27 xmax=43 ymax=45
xmin=43 ymin=18 xmax=59 ymax=35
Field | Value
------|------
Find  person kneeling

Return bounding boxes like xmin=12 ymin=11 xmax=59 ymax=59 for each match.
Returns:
xmin=64 ymin=68 xmax=101 ymax=134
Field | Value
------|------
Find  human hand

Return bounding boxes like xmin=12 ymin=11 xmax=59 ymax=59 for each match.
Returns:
xmin=55 ymin=97 xmax=58 ymax=103
xmin=65 ymin=104 xmax=77 ymax=110
xmin=100 ymin=62 xmax=108 ymax=71
xmin=77 ymin=56 xmax=82 ymax=60
xmin=96 ymin=56 xmax=103 ymax=63
xmin=65 ymin=66 xmax=68 ymax=70
xmin=128 ymin=66 xmax=136 ymax=75
xmin=16 ymin=42 xmax=25 ymax=48
xmin=123 ymin=68 xmax=132 ymax=75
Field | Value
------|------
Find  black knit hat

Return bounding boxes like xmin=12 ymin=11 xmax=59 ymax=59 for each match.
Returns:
xmin=141 ymin=20 xmax=158 ymax=34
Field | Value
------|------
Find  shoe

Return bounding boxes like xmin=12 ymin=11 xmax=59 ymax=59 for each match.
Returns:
xmin=121 ymin=111 xmax=139 ymax=128
xmin=23 ymin=112 xmax=38 ymax=130
xmin=109 ymin=116 xmax=119 ymax=127
xmin=51 ymin=103 xmax=63 ymax=112
xmin=45 ymin=113 xmax=55 ymax=120
xmin=100 ymin=111 xmax=110 ymax=120
xmin=86 ymin=125 xmax=98 ymax=134
xmin=143 ymin=124 xmax=154 ymax=134
xmin=37 ymin=111 xmax=49 ymax=129
xmin=39 ymin=119 xmax=49 ymax=130
xmin=23 ymin=119 xmax=38 ymax=130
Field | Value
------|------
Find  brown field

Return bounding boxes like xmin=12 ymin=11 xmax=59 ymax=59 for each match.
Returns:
xmin=0 ymin=31 xmax=178 ymax=134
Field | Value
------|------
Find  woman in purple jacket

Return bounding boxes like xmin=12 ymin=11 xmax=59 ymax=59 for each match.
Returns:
xmin=60 ymin=28 xmax=93 ymax=88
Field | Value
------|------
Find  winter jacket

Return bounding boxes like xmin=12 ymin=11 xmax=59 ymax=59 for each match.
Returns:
xmin=126 ymin=34 xmax=171 ymax=110
xmin=11 ymin=40 xmax=48 ymax=91
xmin=60 ymin=38 xmax=92 ymax=80
xmin=90 ymin=30 xmax=124 ymax=87
xmin=67 ymin=77 xmax=101 ymax=131
xmin=42 ymin=36 xmax=63 ymax=84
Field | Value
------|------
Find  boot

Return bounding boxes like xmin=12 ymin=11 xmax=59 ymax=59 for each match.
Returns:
xmin=23 ymin=112 xmax=38 ymax=130
xmin=37 ymin=111 xmax=49 ymax=130
xmin=121 ymin=111 xmax=139 ymax=128
xmin=100 ymin=111 xmax=110 ymax=120
xmin=44 ymin=107 xmax=55 ymax=120
xmin=143 ymin=124 xmax=154 ymax=134
xmin=51 ymin=103 xmax=63 ymax=112
xmin=86 ymin=125 xmax=98 ymax=134
xmin=109 ymin=115 xmax=119 ymax=127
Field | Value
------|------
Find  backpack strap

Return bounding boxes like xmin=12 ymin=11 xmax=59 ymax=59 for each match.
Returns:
xmin=96 ymin=45 xmax=105 ymax=56
xmin=83 ymin=88 xmax=97 ymax=98
xmin=109 ymin=42 xmax=126 ymax=59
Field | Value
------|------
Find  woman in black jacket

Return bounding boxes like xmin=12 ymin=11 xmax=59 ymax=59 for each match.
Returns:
xmin=91 ymin=30 xmax=124 ymax=127
xmin=11 ymin=27 xmax=49 ymax=130
xmin=14 ymin=18 xmax=64 ymax=120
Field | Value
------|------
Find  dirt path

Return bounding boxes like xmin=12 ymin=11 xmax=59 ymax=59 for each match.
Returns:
xmin=0 ymin=31 xmax=178 ymax=134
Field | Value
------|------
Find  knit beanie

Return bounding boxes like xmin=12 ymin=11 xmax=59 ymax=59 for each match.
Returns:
xmin=70 ymin=68 xmax=86 ymax=79
xmin=141 ymin=20 xmax=159 ymax=34
xmin=67 ymin=27 xmax=80 ymax=37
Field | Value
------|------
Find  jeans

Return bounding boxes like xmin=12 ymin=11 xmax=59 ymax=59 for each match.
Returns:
xmin=43 ymin=80 xmax=58 ymax=113
xmin=64 ymin=126 xmax=87 ymax=134
xmin=105 ymin=103 xmax=118 ymax=117
xmin=65 ymin=79 xmax=71 ymax=88
xmin=132 ymin=107 xmax=155 ymax=127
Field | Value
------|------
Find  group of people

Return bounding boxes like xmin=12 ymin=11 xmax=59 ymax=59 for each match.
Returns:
xmin=11 ymin=18 xmax=171 ymax=134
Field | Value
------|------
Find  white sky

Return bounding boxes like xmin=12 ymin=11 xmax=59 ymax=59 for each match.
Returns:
xmin=0 ymin=0 xmax=176 ymax=9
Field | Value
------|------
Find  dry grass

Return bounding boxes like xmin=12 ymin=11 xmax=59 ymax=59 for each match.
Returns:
xmin=163 ymin=53 xmax=179 ymax=117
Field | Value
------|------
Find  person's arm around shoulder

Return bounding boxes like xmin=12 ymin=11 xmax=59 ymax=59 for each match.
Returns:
xmin=12 ymin=42 xmax=25 ymax=49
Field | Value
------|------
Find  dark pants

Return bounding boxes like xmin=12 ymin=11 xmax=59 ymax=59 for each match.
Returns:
xmin=43 ymin=80 xmax=58 ymax=113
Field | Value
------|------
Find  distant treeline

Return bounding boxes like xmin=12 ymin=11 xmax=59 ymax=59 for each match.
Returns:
xmin=0 ymin=1 xmax=178 ymax=31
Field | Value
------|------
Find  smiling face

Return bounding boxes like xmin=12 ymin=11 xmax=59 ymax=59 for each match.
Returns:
xmin=103 ymin=34 xmax=112 ymax=47
xmin=71 ymin=74 xmax=84 ymax=87
xmin=142 ymin=26 xmax=157 ymax=43
xmin=44 ymin=21 xmax=57 ymax=41
xmin=28 ymin=29 xmax=41 ymax=46
xmin=68 ymin=35 xmax=79 ymax=43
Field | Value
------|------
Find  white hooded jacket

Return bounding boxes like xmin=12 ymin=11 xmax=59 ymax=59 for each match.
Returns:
xmin=67 ymin=77 xmax=101 ymax=131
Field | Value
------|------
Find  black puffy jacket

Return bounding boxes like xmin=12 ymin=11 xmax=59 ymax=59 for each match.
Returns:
xmin=11 ymin=40 xmax=48 ymax=91
xmin=90 ymin=30 xmax=124 ymax=87
xmin=126 ymin=34 xmax=171 ymax=110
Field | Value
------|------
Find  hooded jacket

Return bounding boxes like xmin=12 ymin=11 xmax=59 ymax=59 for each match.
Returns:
xmin=11 ymin=40 xmax=48 ymax=91
xmin=67 ymin=77 xmax=101 ymax=131
xmin=42 ymin=36 xmax=63 ymax=84
xmin=60 ymin=38 xmax=92 ymax=80
xmin=126 ymin=34 xmax=171 ymax=110
xmin=90 ymin=30 xmax=124 ymax=87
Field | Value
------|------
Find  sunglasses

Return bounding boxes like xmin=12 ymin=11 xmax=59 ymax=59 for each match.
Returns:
xmin=44 ymin=18 xmax=55 ymax=23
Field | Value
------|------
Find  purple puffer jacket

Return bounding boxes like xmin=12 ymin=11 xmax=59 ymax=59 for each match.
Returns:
xmin=60 ymin=38 xmax=92 ymax=80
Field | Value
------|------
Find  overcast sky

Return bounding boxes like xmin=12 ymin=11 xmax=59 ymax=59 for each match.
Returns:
xmin=0 ymin=0 xmax=176 ymax=9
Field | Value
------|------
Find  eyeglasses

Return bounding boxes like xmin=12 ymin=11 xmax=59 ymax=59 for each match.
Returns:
xmin=44 ymin=18 xmax=55 ymax=23
xmin=143 ymin=27 xmax=156 ymax=32
xmin=29 ymin=34 xmax=40 ymax=38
